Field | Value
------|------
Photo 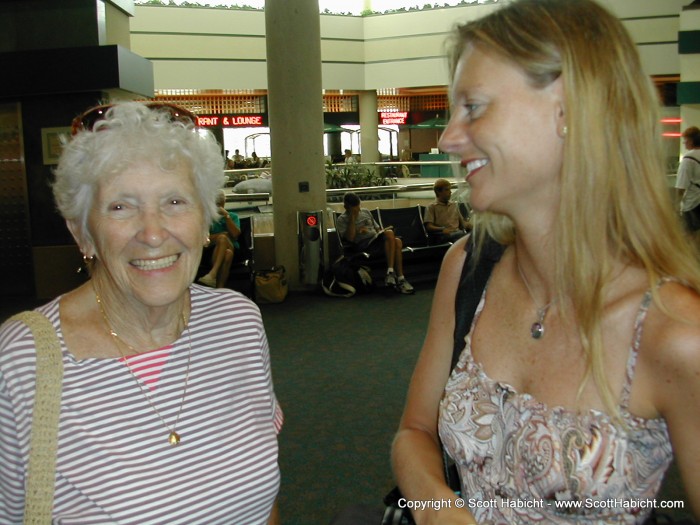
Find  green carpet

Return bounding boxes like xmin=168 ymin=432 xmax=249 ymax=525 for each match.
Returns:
xmin=260 ymin=284 xmax=435 ymax=525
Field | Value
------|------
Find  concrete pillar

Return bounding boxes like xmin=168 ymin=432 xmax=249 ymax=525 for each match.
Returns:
xmin=359 ymin=90 xmax=379 ymax=163
xmin=265 ymin=0 xmax=326 ymax=289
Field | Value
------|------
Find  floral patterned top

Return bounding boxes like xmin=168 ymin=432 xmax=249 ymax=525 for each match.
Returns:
xmin=439 ymin=285 xmax=673 ymax=524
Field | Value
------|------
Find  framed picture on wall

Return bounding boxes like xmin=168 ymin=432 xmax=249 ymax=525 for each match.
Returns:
xmin=41 ymin=127 xmax=71 ymax=165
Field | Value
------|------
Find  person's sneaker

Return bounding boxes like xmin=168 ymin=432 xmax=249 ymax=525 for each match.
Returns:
xmin=385 ymin=271 xmax=397 ymax=288
xmin=198 ymin=274 xmax=216 ymax=287
xmin=396 ymin=277 xmax=414 ymax=295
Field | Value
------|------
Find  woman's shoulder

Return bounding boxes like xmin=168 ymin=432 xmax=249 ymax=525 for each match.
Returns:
xmin=632 ymin=280 xmax=700 ymax=423
xmin=0 ymin=298 xmax=61 ymax=360
xmin=447 ymin=233 xmax=470 ymax=255
xmin=433 ymin=236 xmax=471 ymax=298
xmin=190 ymin=284 xmax=261 ymax=318
xmin=644 ymin=280 xmax=700 ymax=371
xmin=440 ymin=234 xmax=471 ymax=269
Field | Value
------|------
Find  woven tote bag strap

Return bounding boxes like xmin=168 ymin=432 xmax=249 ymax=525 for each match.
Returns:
xmin=9 ymin=311 xmax=64 ymax=525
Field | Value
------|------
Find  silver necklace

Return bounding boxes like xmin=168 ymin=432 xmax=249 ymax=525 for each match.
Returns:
xmin=516 ymin=261 xmax=555 ymax=340
xmin=94 ymin=286 xmax=192 ymax=446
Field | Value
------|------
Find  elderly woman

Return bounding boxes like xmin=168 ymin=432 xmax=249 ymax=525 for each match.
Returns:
xmin=0 ymin=102 xmax=282 ymax=524
xmin=392 ymin=0 xmax=700 ymax=524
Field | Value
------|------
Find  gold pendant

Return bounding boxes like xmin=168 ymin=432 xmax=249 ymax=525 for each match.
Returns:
xmin=168 ymin=431 xmax=181 ymax=446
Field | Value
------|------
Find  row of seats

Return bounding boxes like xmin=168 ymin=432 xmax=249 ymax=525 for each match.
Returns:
xmin=332 ymin=205 xmax=458 ymax=253
xmin=201 ymin=204 xmax=468 ymax=295
xmin=331 ymin=205 xmax=459 ymax=283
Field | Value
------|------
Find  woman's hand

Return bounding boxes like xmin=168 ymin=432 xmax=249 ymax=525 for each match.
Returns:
xmin=392 ymin=237 xmax=475 ymax=525
xmin=414 ymin=500 xmax=479 ymax=525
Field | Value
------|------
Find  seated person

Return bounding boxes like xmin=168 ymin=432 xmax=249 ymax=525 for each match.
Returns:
xmin=249 ymin=152 xmax=262 ymax=168
xmin=423 ymin=178 xmax=470 ymax=243
xmin=232 ymin=149 xmax=245 ymax=168
xmin=344 ymin=149 xmax=358 ymax=165
xmin=199 ymin=190 xmax=240 ymax=288
xmin=335 ymin=192 xmax=414 ymax=294
xmin=224 ymin=149 xmax=234 ymax=169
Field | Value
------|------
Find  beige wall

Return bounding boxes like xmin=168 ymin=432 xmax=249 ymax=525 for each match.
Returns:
xmin=680 ymin=7 xmax=700 ymax=83
xmin=130 ymin=0 xmax=689 ymax=92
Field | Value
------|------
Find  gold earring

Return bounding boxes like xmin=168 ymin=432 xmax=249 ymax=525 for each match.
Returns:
xmin=78 ymin=254 xmax=95 ymax=275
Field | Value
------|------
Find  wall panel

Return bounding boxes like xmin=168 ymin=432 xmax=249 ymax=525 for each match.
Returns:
xmin=132 ymin=1 xmax=685 ymax=92
xmin=132 ymin=33 xmax=267 ymax=59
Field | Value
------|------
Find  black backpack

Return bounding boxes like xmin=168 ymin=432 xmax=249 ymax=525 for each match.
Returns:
xmin=322 ymin=255 xmax=374 ymax=298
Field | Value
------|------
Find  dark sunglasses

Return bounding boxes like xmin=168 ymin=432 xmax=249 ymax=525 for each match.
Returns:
xmin=71 ymin=102 xmax=198 ymax=135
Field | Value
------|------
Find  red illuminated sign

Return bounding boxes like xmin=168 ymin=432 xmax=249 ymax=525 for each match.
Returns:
xmin=197 ymin=115 xmax=265 ymax=127
xmin=380 ymin=111 xmax=408 ymax=125
xmin=660 ymin=117 xmax=682 ymax=139
xmin=306 ymin=216 xmax=318 ymax=227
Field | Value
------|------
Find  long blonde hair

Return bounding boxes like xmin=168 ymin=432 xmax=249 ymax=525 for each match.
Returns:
xmin=449 ymin=0 xmax=700 ymax=416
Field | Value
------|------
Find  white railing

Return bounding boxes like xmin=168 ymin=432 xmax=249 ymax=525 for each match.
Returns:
xmin=224 ymin=160 xmax=463 ymax=204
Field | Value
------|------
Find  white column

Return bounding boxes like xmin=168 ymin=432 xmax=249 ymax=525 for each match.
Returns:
xmin=265 ymin=0 xmax=326 ymax=289
xmin=359 ymin=90 xmax=379 ymax=163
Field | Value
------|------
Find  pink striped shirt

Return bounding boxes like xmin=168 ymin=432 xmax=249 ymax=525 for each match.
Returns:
xmin=0 ymin=285 xmax=282 ymax=524
xmin=121 ymin=346 xmax=172 ymax=392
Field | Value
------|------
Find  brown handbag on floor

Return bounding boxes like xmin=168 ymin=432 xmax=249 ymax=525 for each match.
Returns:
xmin=254 ymin=266 xmax=289 ymax=304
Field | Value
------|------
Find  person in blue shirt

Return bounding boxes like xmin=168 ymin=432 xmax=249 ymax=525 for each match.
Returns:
xmin=199 ymin=190 xmax=240 ymax=288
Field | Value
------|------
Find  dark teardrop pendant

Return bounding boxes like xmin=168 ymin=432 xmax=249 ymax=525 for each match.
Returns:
xmin=530 ymin=322 xmax=544 ymax=339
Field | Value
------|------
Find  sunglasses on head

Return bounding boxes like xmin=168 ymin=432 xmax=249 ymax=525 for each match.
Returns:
xmin=71 ymin=102 xmax=198 ymax=135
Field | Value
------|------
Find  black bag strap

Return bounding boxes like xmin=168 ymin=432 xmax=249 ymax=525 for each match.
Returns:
xmin=441 ymin=235 xmax=504 ymax=492
xmin=383 ymin=236 xmax=504 ymax=523
xmin=452 ymin=236 xmax=505 ymax=370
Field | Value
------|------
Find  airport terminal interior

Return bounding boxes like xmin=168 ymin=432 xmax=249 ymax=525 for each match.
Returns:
xmin=1 ymin=0 xmax=700 ymax=523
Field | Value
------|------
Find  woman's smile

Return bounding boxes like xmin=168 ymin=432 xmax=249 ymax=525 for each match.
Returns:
xmin=130 ymin=254 xmax=181 ymax=271
xmin=463 ymin=158 xmax=489 ymax=181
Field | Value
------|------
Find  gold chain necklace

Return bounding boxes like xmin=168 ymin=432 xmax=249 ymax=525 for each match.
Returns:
xmin=93 ymin=286 xmax=192 ymax=446
xmin=516 ymin=261 xmax=555 ymax=340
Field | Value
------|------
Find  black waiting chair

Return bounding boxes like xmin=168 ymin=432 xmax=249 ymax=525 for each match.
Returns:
xmin=377 ymin=206 xmax=430 ymax=251
xmin=197 ymin=215 xmax=255 ymax=297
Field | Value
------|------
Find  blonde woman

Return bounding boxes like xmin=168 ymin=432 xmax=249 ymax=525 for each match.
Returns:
xmin=392 ymin=0 xmax=700 ymax=523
